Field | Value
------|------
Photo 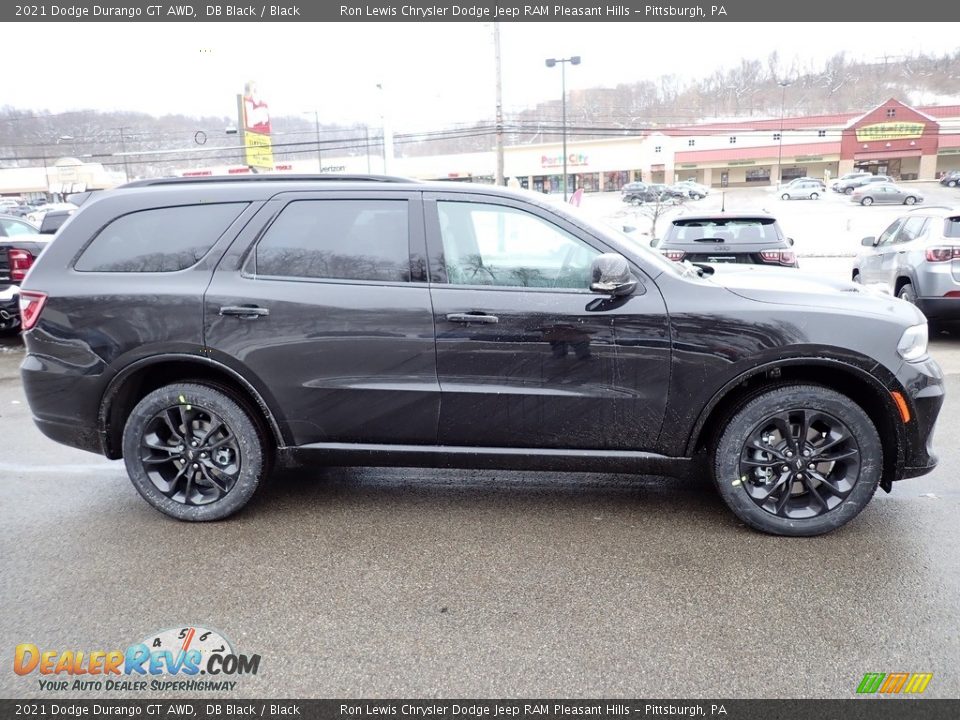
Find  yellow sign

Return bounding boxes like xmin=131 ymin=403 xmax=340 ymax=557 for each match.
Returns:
xmin=244 ymin=131 xmax=274 ymax=170
xmin=855 ymin=122 xmax=924 ymax=142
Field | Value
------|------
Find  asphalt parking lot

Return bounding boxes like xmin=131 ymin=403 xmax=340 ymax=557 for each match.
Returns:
xmin=1 ymin=311 xmax=959 ymax=699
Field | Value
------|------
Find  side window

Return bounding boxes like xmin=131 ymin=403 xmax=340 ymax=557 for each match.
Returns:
xmin=436 ymin=201 xmax=599 ymax=290
xmin=897 ymin=217 xmax=928 ymax=243
xmin=76 ymin=204 xmax=245 ymax=272
xmin=251 ymin=200 xmax=410 ymax=282
xmin=0 ymin=219 xmax=37 ymax=237
xmin=876 ymin=219 xmax=905 ymax=246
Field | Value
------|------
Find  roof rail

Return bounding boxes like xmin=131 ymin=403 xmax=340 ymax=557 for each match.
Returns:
xmin=119 ymin=174 xmax=417 ymax=188
xmin=908 ymin=205 xmax=956 ymax=212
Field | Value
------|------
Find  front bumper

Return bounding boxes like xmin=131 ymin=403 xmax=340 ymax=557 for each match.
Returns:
xmin=894 ymin=355 xmax=944 ymax=480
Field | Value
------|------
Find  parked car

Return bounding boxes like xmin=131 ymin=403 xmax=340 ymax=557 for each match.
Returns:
xmin=850 ymin=183 xmax=923 ymax=206
xmin=653 ymin=213 xmax=798 ymax=267
xmin=19 ymin=175 xmax=942 ymax=536
xmin=0 ymin=214 xmax=45 ymax=333
xmin=673 ymin=180 xmax=710 ymax=199
xmin=939 ymin=170 xmax=960 ymax=187
xmin=784 ymin=177 xmax=825 ymax=188
xmin=853 ymin=208 xmax=960 ymax=320
xmin=780 ymin=180 xmax=823 ymax=200
xmin=620 ymin=181 xmax=650 ymax=204
xmin=648 ymin=183 xmax=687 ymax=200
xmin=831 ymin=172 xmax=872 ymax=192
xmin=836 ymin=175 xmax=894 ymax=195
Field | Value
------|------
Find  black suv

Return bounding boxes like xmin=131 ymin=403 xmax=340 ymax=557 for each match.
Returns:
xmin=19 ymin=175 xmax=943 ymax=535
xmin=653 ymin=213 xmax=798 ymax=267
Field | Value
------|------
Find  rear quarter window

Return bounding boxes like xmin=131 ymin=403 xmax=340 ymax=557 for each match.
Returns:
xmin=945 ymin=217 xmax=960 ymax=239
xmin=75 ymin=203 xmax=246 ymax=272
xmin=666 ymin=218 xmax=781 ymax=244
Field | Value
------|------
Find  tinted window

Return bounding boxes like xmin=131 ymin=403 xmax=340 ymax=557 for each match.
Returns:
xmin=667 ymin=218 xmax=781 ymax=244
xmin=877 ymin=219 xmax=904 ymax=245
xmin=437 ymin=201 xmax=598 ymax=290
xmin=945 ymin=217 xmax=960 ymax=239
xmin=897 ymin=217 xmax=927 ymax=243
xmin=76 ymin=204 xmax=245 ymax=272
xmin=252 ymin=200 xmax=410 ymax=282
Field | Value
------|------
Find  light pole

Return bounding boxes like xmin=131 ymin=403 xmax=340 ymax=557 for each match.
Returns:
xmin=303 ymin=110 xmax=322 ymax=173
xmin=775 ymin=79 xmax=791 ymax=188
xmin=545 ymin=55 xmax=580 ymax=201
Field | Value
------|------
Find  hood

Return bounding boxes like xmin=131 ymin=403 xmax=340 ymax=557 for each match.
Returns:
xmin=701 ymin=262 xmax=925 ymax=323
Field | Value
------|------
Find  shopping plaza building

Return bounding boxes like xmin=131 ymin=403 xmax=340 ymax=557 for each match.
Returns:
xmin=2 ymin=97 xmax=959 ymax=199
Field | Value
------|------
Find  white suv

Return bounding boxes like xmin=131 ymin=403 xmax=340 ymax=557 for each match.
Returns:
xmin=853 ymin=208 xmax=960 ymax=320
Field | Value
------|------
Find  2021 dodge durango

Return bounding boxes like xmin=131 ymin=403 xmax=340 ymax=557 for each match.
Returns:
xmin=18 ymin=175 xmax=943 ymax=536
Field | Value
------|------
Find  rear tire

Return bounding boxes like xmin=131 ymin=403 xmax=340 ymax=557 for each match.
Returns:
xmin=948 ymin=180 xmax=958 ymax=188
xmin=861 ymin=197 xmax=874 ymax=206
xmin=712 ymin=384 xmax=881 ymax=536
xmin=781 ymin=193 xmax=790 ymax=200
xmin=845 ymin=187 xmax=855 ymax=195
xmin=810 ymin=192 xmax=819 ymax=200
xmin=121 ymin=382 xmax=267 ymax=521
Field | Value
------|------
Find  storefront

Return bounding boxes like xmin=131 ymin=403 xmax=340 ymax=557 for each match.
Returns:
xmin=840 ymin=99 xmax=940 ymax=181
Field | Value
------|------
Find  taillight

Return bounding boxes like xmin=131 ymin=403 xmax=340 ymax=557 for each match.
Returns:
xmin=759 ymin=250 xmax=797 ymax=266
xmin=924 ymin=247 xmax=960 ymax=262
xmin=663 ymin=250 xmax=686 ymax=261
xmin=18 ymin=291 xmax=47 ymax=331
xmin=8 ymin=248 xmax=35 ymax=283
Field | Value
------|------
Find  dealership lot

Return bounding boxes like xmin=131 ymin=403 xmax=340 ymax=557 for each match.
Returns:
xmin=2 ymin=314 xmax=959 ymax=698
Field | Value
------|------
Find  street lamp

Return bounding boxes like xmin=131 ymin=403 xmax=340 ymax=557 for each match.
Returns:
xmin=545 ymin=55 xmax=580 ymax=201
xmin=303 ymin=110 xmax=322 ymax=173
xmin=775 ymin=79 xmax=791 ymax=188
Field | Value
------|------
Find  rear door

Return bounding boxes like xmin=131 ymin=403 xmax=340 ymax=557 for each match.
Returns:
xmin=423 ymin=191 xmax=671 ymax=451
xmin=203 ymin=190 xmax=439 ymax=447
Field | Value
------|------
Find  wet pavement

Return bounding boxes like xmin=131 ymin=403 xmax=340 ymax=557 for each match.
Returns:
xmin=1 ymin=326 xmax=959 ymax=699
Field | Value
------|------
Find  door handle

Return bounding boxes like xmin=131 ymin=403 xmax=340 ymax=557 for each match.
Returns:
xmin=219 ymin=305 xmax=270 ymax=319
xmin=446 ymin=312 xmax=499 ymax=324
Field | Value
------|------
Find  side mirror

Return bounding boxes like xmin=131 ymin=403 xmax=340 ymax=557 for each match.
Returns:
xmin=590 ymin=253 xmax=637 ymax=297
xmin=622 ymin=225 xmax=636 ymax=233
xmin=861 ymin=236 xmax=877 ymax=247
xmin=649 ymin=237 xmax=660 ymax=248
xmin=787 ymin=237 xmax=795 ymax=246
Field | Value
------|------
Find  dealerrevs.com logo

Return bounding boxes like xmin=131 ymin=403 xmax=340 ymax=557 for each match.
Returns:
xmin=13 ymin=626 xmax=261 ymax=692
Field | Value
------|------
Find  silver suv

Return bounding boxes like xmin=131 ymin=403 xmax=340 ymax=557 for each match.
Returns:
xmin=853 ymin=208 xmax=960 ymax=320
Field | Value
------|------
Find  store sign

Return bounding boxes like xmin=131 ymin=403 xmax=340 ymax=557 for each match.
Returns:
xmin=541 ymin=153 xmax=588 ymax=169
xmin=241 ymin=81 xmax=274 ymax=170
xmin=855 ymin=122 xmax=924 ymax=142
xmin=679 ymin=163 xmax=697 ymax=169
xmin=728 ymin=160 xmax=756 ymax=166
xmin=795 ymin=156 xmax=824 ymax=162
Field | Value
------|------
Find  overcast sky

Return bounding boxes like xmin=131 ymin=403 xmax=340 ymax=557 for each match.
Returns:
xmin=6 ymin=22 xmax=958 ymax=129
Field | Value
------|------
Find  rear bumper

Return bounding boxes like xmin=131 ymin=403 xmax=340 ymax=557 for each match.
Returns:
xmin=915 ymin=297 xmax=960 ymax=321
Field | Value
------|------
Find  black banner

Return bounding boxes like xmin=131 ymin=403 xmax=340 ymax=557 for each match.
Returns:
xmin=4 ymin=0 xmax=960 ymax=22
xmin=1 ymin=700 xmax=959 ymax=720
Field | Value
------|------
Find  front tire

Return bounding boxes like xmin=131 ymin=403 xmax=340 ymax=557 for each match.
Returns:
xmin=781 ymin=193 xmax=790 ymax=200
xmin=861 ymin=197 xmax=874 ymax=206
xmin=904 ymin=196 xmax=917 ymax=205
xmin=810 ymin=192 xmax=819 ymax=200
xmin=712 ymin=385 xmax=881 ymax=536
xmin=121 ymin=383 xmax=267 ymax=521
xmin=898 ymin=283 xmax=917 ymax=305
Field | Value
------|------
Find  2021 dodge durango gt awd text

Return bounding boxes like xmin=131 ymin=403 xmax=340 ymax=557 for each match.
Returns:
xmin=18 ymin=176 xmax=944 ymax=536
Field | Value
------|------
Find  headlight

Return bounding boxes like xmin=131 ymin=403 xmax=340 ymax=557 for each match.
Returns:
xmin=897 ymin=323 xmax=928 ymax=362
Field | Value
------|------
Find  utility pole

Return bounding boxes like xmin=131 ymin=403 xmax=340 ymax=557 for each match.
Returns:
xmin=494 ymin=22 xmax=504 ymax=186
xmin=775 ymin=80 xmax=791 ymax=188
xmin=118 ymin=127 xmax=131 ymax=182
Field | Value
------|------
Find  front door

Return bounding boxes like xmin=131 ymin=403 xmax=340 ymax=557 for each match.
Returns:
xmin=859 ymin=218 xmax=904 ymax=288
xmin=423 ymin=192 xmax=671 ymax=451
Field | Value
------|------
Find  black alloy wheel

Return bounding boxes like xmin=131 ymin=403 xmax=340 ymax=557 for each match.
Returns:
xmin=122 ymin=383 xmax=267 ymax=521
xmin=737 ymin=409 xmax=860 ymax=520
xmin=713 ymin=385 xmax=881 ymax=536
